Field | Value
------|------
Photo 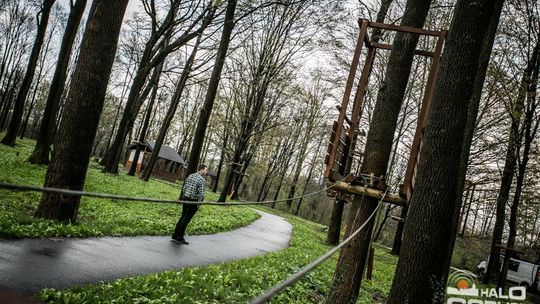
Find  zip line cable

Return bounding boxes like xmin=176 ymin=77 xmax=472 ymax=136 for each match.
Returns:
xmin=249 ymin=189 xmax=387 ymax=304
xmin=0 ymin=173 xmax=375 ymax=206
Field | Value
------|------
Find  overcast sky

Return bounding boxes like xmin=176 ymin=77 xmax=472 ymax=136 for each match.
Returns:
xmin=56 ymin=0 xmax=142 ymax=17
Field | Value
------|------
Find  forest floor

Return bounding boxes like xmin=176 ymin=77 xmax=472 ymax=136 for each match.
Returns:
xmin=36 ymin=207 xmax=539 ymax=303
xmin=36 ymin=207 xmax=398 ymax=304
xmin=1 ymin=136 xmax=537 ymax=303
xmin=0 ymin=135 xmax=259 ymax=238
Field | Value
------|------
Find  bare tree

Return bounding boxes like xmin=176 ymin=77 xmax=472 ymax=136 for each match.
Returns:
xmin=102 ymin=0 xmax=217 ymax=174
xmin=2 ymin=0 xmax=55 ymax=146
xmin=184 ymin=0 xmax=237 ymax=182
xmin=498 ymin=32 xmax=540 ymax=289
xmin=325 ymin=0 xmax=434 ymax=301
xmin=34 ymin=0 xmax=129 ymax=222
xmin=28 ymin=0 xmax=87 ymax=164
xmin=218 ymin=1 xmax=311 ymax=202
xmin=386 ymin=0 xmax=502 ymax=302
xmin=140 ymin=35 xmax=202 ymax=181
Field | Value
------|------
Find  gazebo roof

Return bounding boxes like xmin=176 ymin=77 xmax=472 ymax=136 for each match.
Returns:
xmin=128 ymin=140 xmax=187 ymax=166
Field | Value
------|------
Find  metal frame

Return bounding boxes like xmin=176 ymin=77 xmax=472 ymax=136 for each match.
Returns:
xmin=324 ymin=18 xmax=447 ymax=204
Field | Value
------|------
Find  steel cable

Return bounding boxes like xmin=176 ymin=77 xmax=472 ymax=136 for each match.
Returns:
xmin=0 ymin=173 xmax=363 ymax=206
xmin=249 ymin=188 xmax=387 ymax=304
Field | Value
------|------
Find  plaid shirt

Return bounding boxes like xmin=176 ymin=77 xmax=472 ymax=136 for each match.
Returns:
xmin=182 ymin=172 xmax=206 ymax=201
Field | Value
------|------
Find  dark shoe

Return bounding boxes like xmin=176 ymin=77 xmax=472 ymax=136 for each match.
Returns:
xmin=171 ymin=238 xmax=189 ymax=245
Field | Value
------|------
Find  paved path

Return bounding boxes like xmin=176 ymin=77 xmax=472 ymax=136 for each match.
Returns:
xmin=0 ymin=210 xmax=292 ymax=293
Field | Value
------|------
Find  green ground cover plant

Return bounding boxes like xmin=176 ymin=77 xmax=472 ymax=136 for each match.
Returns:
xmin=0 ymin=135 xmax=259 ymax=238
xmin=39 ymin=206 xmax=398 ymax=304
xmin=38 ymin=206 xmax=538 ymax=304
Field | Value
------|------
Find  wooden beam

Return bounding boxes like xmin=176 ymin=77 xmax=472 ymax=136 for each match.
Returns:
xmin=391 ymin=215 xmax=406 ymax=223
xmin=329 ymin=181 xmax=407 ymax=206
xmin=371 ymin=42 xmax=434 ymax=57
xmin=357 ymin=18 xmax=372 ymax=47
xmin=336 ymin=105 xmax=353 ymax=125
xmin=401 ymin=31 xmax=446 ymax=200
xmin=367 ymin=20 xmax=441 ymax=37
xmin=325 ymin=20 xmax=369 ymax=178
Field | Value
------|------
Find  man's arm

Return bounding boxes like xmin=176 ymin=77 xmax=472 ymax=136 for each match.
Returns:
xmin=198 ymin=177 xmax=206 ymax=201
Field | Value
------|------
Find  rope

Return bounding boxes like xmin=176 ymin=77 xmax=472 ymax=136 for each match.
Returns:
xmin=0 ymin=174 xmax=354 ymax=206
xmin=356 ymin=172 xmax=381 ymax=187
xmin=249 ymin=188 xmax=387 ymax=304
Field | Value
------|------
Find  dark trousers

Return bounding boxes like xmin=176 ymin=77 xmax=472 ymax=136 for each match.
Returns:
xmin=172 ymin=198 xmax=199 ymax=240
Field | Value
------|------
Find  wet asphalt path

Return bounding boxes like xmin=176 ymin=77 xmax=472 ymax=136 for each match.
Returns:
xmin=0 ymin=210 xmax=292 ymax=293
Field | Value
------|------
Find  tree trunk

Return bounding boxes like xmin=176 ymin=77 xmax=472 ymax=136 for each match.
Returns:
xmin=471 ymin=203 xmax=478 ymax=236
xmin=28 ymin=0 xmax=87 ymax=164
xmin=326 ymin=199 xmax=345 ymax=246
xmin=498 ymin=43 xmax=540 ymax=289
xmin=480 ymin=198 xmax=491 ymax=237
xmin=19 ymin=11 xmax=58 ymax=140
xmin=34 ymin=0 xmax=128 ymax=222
xmin=456 ymin=182 xmax=471 ymax=236
xmin=2 ymin=0 xmax=55 ymax=146
xmin=410 ymin=0 xmax=504 ymax=284
xmin=0 ymin=70 xmax=22 ymax=129
xmin=0 ymin=28 xmax=27 ymax=115
xmin=271 ymin=165 xmax=289 ymax=208
xmin=230 ymin=153 xmax=252 ymax=200
xmin=219 ymin=144 xmax=243 ymax=202
xmin=212 ymin=132 xmax=228 ymax=192
xmin=390 ymin=204 xmax=407 ymax=255
xmin=140 ymin=36 xmax=201 ymax=181
xmin=295 ymin=134 xmax=324 ymax=215
xmin=374 ymin=204 xmax=394 ymax=242
xmin=484 ymin=24 xmax=533 ymax=285
xmin=127 ymin=64 xmax=162 ymax=176
xmin=286 ymin=121 xmax=313 ymax=208
xmin=325 ymin=1 xmax=433 ymax=302
xmin=0 ymin=70 xmax=17 ymax=128
xmin=101 ymin=66 xmax=154 ymax=173
xmin=386 ymin=0 xmax=500 ymax=302
xmin=200 ymin=131 xmax=212 ymax=164
xmin=460 ymin=184 xmax=476 ymax=237
xmin=102 ymin=96 xmax=123 ymax=157
xmin=185 ymin=0 xmax=237 ymax=179
xmin=100 ymin=2 xmax=182 ymax=173
xmin=497 ymin=141 xmax=530 ymax=289
xmin=19 ymin=79 xmax=40 ymax=138
xmin=437 ymin=0 xmax=504 ymax=282
xmin=259 ymin=130 xmax=297 ymax=201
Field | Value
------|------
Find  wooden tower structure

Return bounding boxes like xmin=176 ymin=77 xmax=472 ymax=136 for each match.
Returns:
xmin=324 ymin=19 xmax=446 ymax=206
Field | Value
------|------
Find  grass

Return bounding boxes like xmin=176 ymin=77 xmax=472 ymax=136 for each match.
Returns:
xmin=3 ymin=136 xmax=537 ymax=303
xmin=36 ymin=206 xmax=538 ymax=304
xmin=451 ymin=236 xmax=492 ymax=271
xmin=39 ymin=206 xmax=398 ymax=304
xmin=0 ymin=135 xmax=260 ymax=238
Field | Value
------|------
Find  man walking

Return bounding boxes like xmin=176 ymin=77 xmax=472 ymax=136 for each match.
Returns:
xmin=172 ymin=164 xmax=208 ymax=245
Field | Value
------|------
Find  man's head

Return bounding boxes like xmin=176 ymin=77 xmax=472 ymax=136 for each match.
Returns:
xmin=198 ymin=164 xmax=208 ymax=176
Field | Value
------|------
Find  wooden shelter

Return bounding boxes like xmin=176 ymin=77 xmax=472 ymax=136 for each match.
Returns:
xmin=126 ymin=140 xmax=187 ymax=182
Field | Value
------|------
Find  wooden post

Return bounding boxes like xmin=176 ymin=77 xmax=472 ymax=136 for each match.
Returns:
xmin=401 ymin=31 xmax=446 ymax=200
xmin=343 ymin=46 xmax=376 ymax=175
xmin=366 ymin=247 xmax=375 ymax=280
xmin=366 ymin=203 xmax=382 ymax=280
xmin=325 ymin=19 xmax=369 ymax=178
